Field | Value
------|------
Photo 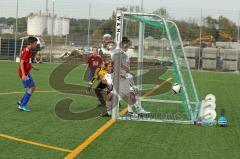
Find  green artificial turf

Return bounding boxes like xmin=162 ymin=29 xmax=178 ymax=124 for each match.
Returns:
xmin=0 ymin=61 xmax=240 ymax=159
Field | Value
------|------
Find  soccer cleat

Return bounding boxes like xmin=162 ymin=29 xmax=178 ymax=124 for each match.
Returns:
xmin=17 ymin=101 xmax=22 ymax=111
xmin=135 ymin=105 xmax=151 ymax=115
xmin=126 ymin=112 xmax=138 ymax=118
xmin=98 ymin=112 xmax=111 ymax=119
xmin=17 ymin=101 xmax=21 ymax=106
xmin=100 ymin=112 xmax=111 ymax=117
xmin=18 ymin=105 xmax=22 ymax=111
xmin=137 ymin=108 xmax=151 ymax=115
xmin=20 ymin=106 xmax=31 ymax=112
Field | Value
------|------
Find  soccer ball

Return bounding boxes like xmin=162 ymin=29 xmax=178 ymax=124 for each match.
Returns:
xmin=202 ymin=107 xmax=217 ymax=120
xmin=172 ymin=83 xmax=181 ymax=94
xmin=201 ymin=100 xmax=216 ymax=110
xmin=205 ymin=94 xmax=216 ymax=103
xmin=198 ymin=99 xmax=217 ymax=120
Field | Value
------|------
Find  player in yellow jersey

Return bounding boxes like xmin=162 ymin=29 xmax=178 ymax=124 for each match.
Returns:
xmin=90 ymin=62 xmax=108 ymax=85
xmin=89 ymin=57 xmax=112 ymax=106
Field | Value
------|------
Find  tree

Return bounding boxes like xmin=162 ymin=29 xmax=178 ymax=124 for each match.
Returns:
xmin=204 ymin=16 xmax=218 ymax=28
xmin=204 ymin=16 xmax=237 ymax=41
xmin=153 ymin=8 xmax=170 ymax=19
xmin=218 ymin=16 xmax=237 ymax=33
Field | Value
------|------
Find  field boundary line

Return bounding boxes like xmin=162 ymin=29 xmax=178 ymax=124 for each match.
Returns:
xmin=0 ymin=133 xmax=72 ymax=153
xmin=195 ymin=78 xmax=240 ymax=84
xmin=0 ymin=90 xmax=57 ymax=95
xmin=64 ymin=119 xmax=116 ymax=159
xmin=64 ymin=77 xmax=172 ymax=159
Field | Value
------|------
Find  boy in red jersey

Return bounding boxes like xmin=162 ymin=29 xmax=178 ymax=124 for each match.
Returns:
xmin=17 ymin=36 xmax=38 ymax=112
xmin=87 ymin=46 xmax=102 ymax=84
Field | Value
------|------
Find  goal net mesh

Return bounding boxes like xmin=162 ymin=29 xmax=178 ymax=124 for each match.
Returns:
xmin=115 ymin=13 xmax=200 ymax=124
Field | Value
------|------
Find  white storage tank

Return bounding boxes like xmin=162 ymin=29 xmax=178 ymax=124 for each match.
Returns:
xmin=27 ymin=12 xmax=47 ymax=36
xmin=27 ymin=11 xmax=69 ymax=36
xmin=62 ymin=18 xmax=70 ymax=35
xmin=53 ymin=17 xmax=60 ymax=36
xmin=47 ymin=16 xmax=53 ymax=36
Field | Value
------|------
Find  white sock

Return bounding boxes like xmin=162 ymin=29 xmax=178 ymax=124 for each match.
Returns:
xmin=106 ymin=100 xmax=113 ymax=115
xmin=107 ymin=110 xmax=112 ymax=115
xmin=134 ymin=104 xmax=141 ymax=112
xmin=128 ymin=104 xmax=134 ymax=112
xmin=134 ymin=102 xmax=146 ymax=113
xmin=135 ymin=96 xmax=142 ymax=107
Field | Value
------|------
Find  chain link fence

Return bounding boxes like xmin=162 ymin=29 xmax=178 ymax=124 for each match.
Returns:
xmin=0 ymin=0 xmax=239 ymax=71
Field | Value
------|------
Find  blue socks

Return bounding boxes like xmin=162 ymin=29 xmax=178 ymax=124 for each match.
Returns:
xmin=20 ymin=91 xmax=32 ymax=107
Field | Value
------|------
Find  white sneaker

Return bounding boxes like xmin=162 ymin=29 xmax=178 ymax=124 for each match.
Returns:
xmin=137 ymin=108 xmax=151 ymax=115
xmin=126 ymin=112 xmax=138 ymax=118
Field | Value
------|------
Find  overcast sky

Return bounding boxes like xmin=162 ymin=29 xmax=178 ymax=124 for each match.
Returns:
xmin=0 ymin=0 xmax=240 ymax=22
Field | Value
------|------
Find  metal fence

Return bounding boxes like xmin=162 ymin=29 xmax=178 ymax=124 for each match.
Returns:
xmin=0 ymin=0 xmax=239 ymax=71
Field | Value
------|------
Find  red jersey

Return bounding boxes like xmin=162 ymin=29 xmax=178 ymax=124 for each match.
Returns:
xmin=18 ymin=48 xmax=32 ymax=78
xmin=87 ymin=54 xmax=102 ymax=69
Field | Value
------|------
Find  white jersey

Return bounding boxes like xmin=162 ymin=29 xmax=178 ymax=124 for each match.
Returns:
xmin=105 ymin=73 xmax=113 ymax=85
xmin=112 ymin=49 xmax=130 ymax=78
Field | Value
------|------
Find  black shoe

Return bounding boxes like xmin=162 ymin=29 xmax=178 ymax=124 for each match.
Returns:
xmin=99 ymin=112 xmax=111 ymax=118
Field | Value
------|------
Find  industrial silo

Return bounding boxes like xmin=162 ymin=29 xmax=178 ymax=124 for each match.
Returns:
xmin=27 ymin=12 xmax=47 ymax=36
xmin=54 ymin=18 xmax=62 ymax=36
xmin=47 ymin=14 xmax=55 ymax=36
xmin=62 ymin=17 xmax=70 ymax=35
xmin=27 ymin=11 xmax=69 ymax=36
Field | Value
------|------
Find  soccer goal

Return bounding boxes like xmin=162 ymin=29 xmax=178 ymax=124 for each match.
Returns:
xmin=112 ymin=11 xmax=201 ymax=124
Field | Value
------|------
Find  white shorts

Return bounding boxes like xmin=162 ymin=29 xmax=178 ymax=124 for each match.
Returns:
xmin=118 ymin=77 xmax=138 ymax=103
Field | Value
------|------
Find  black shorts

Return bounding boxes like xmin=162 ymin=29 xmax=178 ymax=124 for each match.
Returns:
xmin=96 ymin=82 xmax=107 ymax=89
xmin=96 ymin=82 xmax=112 ymax=94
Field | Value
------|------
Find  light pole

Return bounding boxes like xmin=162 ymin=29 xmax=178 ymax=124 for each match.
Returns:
xmin=50 ymin=0 xmax=55 ymax=63
xmin=137 ymin=0 xmax=144 ymax=95
xmin=140 ymin=0 xmax=143 ymax=11
xmin=46 ymin=0 xmax=49 ymax=13
xmin=14 ymin=0 xmax=19 ymax=61
xmin=87 ymin=3 xmax=91 ymax=48
xmin=236 ymin=11 xmax=240 ymax=72
xmin=198 ymin=9 xmax=203 ymax=70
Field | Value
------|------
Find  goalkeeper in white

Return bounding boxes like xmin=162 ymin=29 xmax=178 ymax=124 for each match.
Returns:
xmin=110 ymin=36 xmax=150 ymax=116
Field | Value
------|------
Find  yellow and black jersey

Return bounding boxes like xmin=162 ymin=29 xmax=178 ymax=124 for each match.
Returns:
xmin=92 ymin=67 xmax=109 ymax=83
xmin=98 ymin=69 xmax=108 ymax=80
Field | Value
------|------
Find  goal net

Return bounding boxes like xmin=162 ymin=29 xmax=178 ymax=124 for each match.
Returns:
xmin=112 ymin=11 xmax=201 ymax=124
